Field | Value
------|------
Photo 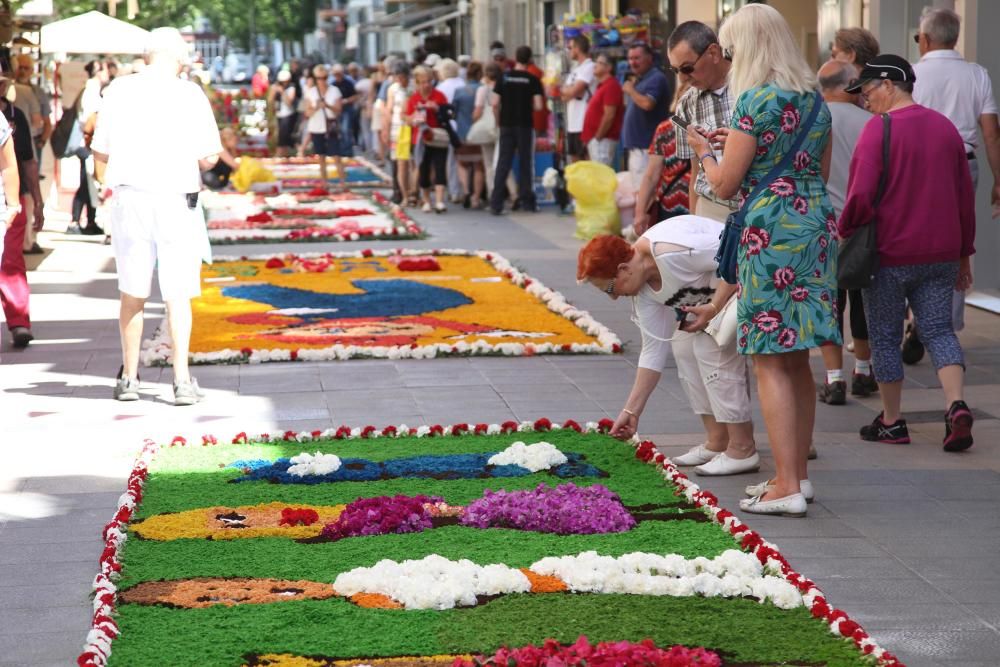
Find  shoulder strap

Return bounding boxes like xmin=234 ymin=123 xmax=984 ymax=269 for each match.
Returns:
xmin=872 ymin=113 xmax=891 ymax=209
xmin=740 ymin=90 xmax=824 ymax=211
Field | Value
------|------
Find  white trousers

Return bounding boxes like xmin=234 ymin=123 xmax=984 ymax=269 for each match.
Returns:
xmin=672 ymin=330 xmax=752 ymax=424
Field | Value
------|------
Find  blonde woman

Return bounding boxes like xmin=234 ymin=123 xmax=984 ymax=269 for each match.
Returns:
xmin=383 ymin=62 xmax=414 ymax=206
xmin=682 ymin=4 xmax=839 ymax=517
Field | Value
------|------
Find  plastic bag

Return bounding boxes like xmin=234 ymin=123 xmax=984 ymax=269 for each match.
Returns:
xmin=230 ymin=156 xmax=275 ymax=193
xmin=566 ymin=161 xmax=621 ymax=240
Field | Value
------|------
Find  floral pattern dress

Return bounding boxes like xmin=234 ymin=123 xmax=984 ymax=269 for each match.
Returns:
xmin=731 ymin=85 xmax=841 ymax=355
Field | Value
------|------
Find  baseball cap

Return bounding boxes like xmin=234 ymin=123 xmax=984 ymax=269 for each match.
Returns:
xmin=845 ymin=54 xmax=915 ymax=93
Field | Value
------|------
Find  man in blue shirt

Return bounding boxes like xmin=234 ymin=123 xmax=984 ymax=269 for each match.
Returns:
xmin=621 ymin=42 xmax=673 ymax=186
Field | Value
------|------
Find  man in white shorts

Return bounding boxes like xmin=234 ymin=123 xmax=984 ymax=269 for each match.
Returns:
xmin=92 ymin=27 xmax=221 ymax=405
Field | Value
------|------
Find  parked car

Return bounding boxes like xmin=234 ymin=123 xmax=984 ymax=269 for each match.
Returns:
xmin=222 ymin=53 xmax=253 ymax=83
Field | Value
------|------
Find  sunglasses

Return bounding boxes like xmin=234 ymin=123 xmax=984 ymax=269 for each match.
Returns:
xmin=669 ymin=47 xmax=708 ymax=75
xmin=604 ymin=278 xmax=616 ymax=297
xmin=913 ymin=33 xmax=921 ymax=44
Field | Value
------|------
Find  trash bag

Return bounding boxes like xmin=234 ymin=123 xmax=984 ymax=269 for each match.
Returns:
xmin=230 ymin=156 xmax=275 ymax=193
xmin=566 ymin=160 xmax=621 ymax=240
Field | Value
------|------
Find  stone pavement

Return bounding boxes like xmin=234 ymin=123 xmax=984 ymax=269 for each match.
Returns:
xmin=2 ymin=187 xmax=1000 ymax=666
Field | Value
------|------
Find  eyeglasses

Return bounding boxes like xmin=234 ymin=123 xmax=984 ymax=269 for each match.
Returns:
xmin=604 ymin=278 xmax=616 ymax=297
xmin=913 ymin=33 xmax=921 ymax=44
xmin=723 ymin=47 xmax=734 ymax=61
xmin=668 ymin=46 xmax=709 ymax=75
xmin=859 ymin=80 xmax=882 ymax=99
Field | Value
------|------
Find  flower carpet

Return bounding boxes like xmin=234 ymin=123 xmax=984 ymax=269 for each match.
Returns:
xmin=80 ymin=420 xmax=901 ymax=666
xmin=202 ymin=190 xmax=424 ymax=245
xmin=140 ymin=249 xmax=620 ymax=366
xmin=250 ymin=156 xmax=391 ymax=189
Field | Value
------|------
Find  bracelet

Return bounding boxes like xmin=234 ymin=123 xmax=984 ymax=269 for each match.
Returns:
xmin=699 ymin=153 xmax=716 ymax=165
xmin=621 ymin=408 xmax=637 ymax=417
xmin=707 ymin=302 xmax=719 ymax=315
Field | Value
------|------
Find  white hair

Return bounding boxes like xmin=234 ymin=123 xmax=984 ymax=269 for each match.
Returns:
xmin=720 ymin=4 xmax=816 ymax=98
xmin=920 ymin=7 xmax=960 ymax=48
xmin=145 ymin=27 xmax=191 ymax=64
xmin=436 ymin=57 xmax=459 ymax=79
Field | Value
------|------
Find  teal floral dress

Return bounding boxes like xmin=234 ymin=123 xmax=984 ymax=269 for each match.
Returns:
xmin=730 ymin=85 xmax=841 ymax=355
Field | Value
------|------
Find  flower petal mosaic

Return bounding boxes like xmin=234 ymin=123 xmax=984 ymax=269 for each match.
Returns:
xmin=141 ymin=250 xmax=621 ymax=366
xmin=79 ymin=420 xmax=902 ymax=666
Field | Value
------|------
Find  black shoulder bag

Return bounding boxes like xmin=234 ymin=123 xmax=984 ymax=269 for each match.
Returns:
xmin=715 ymin=90 xmax=823 ymax=284
xmin=837 ymin=113 xmax=890 ymax=290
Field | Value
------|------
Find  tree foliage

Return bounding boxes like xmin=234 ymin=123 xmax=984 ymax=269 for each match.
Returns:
xmin=45 ymin=0 xmax=318 ymax=48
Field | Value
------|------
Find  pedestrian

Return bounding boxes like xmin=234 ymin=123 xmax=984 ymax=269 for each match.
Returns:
xmin=434 ymin=58 xmax=465 ymax=203
xmin=666 ymin=21 xmax=737 ymax=223
xmin=331 ymin=64 xmax=358 ymax=159
xmin=476 ymin=62 xmax=515 ymax=208
xmin=453 ymin=60 xmax=485 ymax=208
xmin=406 ymin=65 xmax=449 ymax=213
xmin=383 ymin=61 xmax=414 ymax=206
xmin=296 ymin=71 xmax=316 ymax=158
xmin=829 ymin=27 xmax=880 ymax=76
xmin=354 ymin=65 xmax=374 ymax=155
xmin=577 ymin=220 xmax=759 ymax=478
xmin=632 ymin=83 xmax=692 ymax=235
xmin=304 ymin=64 xmax=345 ymax=191
xmin=840 ymin=54 xmax=976 ymax=452
xmin=912 ymin=6 xmax=999 ymax=341
xmin=201 ymin=127 xmax=240 ymax=190
xmin=815 ymin=59 xmax=876 ymax=406
xmin=13 ymin=55 xmax=50 ymax=256
xmin=272 ymin=70 xmax=298 ymax=158
xmin=490 ymin=46 xmax=544 ymax=215
xmin=370 ymin=59 xmax=390 ymax=165
xmin=621 ymin=42 xmax=672 ymax=188
xmin=683 ymin=4 xmax=840 ymax=517
xmin=0 ymin=73 xmax=41 ymax=350
xmin=560 ymin=35 xmax=596 ymax=163
xmin=251 ymin=64 xmax=270 ymax=98
xmin=580 ymin=53 xmax=623 ymax=167
xmin=91 ymin=27 xmax=222 ymax=405
xmin=490 ymin=42 xmax=515 ymax=72
xmin=0 ymin=110 xmax=19 ymax=359
xmin=68 ymin=60 xmax=104 ymax=236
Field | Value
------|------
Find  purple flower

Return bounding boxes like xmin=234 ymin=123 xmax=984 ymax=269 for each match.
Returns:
xmin=320 ymin=494 xmax=440 ymax=541
xmin=459 ymin=483 xmax=635 ymax=535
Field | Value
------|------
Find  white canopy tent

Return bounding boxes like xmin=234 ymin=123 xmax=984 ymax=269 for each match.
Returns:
xmin=40 ymin=10 xmax=150 ymax=55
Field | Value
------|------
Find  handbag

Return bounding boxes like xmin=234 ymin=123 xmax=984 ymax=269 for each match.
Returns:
xmin=704 ymin=295 xmax=738 ymax=347
xmin=837 ymin=113 xmax=890 ymax=290
xmin=466 ymin=105 xmax=497 ymax=145
xmin=715 ymin=90 xmax=824 ymax=284
xmin=50 ymin=92 xmax=83 ymax=158
xmin=424 ymin=126 xmax=450 ymax=148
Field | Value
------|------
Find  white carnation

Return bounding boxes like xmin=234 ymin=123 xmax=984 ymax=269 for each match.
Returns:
xmin=487 ymin=441 xmax=568 ymax=472
xmin=287 ymin=451 xmax=342 ymax=477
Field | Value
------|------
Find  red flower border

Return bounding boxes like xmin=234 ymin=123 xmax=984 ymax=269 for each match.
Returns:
xmin=78 ymin=420 xmax=902 ymax=666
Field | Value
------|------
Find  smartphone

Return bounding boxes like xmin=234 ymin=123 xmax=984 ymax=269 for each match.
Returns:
xmin=670 ymin=114 xmax=690 ymax=131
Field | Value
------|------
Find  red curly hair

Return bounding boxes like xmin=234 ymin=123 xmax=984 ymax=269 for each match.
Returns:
xmin=577 ymin=235 xmax=635 ymax=281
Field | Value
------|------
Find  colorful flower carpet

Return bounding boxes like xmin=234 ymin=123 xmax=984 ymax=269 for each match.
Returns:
xmin=81 ymin=421 xmax=901 ymax=666
xmin=202 ymin=190 xmax=424 ymax=245
xmin=250 ymin=156 xmax=391 ymax=190
xmin=141 ymin=249 xmax=619 ymax=366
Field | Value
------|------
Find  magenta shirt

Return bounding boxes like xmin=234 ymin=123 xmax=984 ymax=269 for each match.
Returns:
xmin=838 ymin=104 xmax=975 ymax=267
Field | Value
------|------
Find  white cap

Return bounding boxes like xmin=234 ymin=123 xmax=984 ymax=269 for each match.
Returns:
xmin=277 ymin=70 xmax=291 ymax=82
xmin=145 ymin=27 xmax=191 ymax=62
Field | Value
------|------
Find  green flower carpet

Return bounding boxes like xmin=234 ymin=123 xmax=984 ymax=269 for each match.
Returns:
xmin=80 ymin=420 xmax=902 ymax=667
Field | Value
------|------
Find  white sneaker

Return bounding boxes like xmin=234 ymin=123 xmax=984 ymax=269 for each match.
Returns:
xmin=745 ymin=478 xmax=814 ymax=503
xmin=670 ymin=444 xmax=718 ymax=466
xmin=694 ymin=452 xmax=760 ymax=476
xmin=421 ymin=202 xmax=432 ymax=213
xmin=739 ymin=492 xmax=807 ymax=517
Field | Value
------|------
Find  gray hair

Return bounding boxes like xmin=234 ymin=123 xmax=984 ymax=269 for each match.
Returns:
xmin=818 ymin=60 xmax=854 ymax=92
xmin=668 ymin=21 xmax=719 ymax=55
xmin=920 ymin=7 xmax=960 ymax=48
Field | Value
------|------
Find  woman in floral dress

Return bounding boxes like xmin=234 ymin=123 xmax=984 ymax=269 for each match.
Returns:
xmin=682 ymin=3 xmax=840 ymax=517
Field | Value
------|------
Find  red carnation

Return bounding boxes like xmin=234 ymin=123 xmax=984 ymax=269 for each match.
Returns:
xmin=533 ymin=417 xmax=553 ymax=431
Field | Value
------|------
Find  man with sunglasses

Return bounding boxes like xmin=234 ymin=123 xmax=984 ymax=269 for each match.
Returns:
xmin=666 ymin=21 xmax=739 ymax=223
xmin=621 ymin=42 xmax=672 ymax=187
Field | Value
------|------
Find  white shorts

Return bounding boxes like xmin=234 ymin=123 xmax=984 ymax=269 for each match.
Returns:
xmin=587 ymin=138 xmax=618 ymax=167
xmin=110 ymin=187 xmax=207 ymax=302
xmin=672 ymin=330 xmax=752 ymax=423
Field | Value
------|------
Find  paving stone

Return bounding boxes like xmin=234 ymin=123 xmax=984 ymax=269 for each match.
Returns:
xmin=871 ymin=630 xmax=1000 ymax=662
xmin=0 ymin=630 xmax=84 ymax=665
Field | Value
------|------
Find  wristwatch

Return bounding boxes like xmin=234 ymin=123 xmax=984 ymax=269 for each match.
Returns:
xmin=698 ymin=153 xmax=716 ymax=169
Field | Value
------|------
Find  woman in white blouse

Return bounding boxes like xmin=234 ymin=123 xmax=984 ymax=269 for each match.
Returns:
xmin=577 ymin=216 xmax=760 ymax=478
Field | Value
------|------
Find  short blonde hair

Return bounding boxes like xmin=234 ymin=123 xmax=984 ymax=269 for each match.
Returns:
xmin=436 ymin=58 xmax=459 ymax=79
xmin=720 ymin=4 xmax=816 ymax=98
xmin=412 ymin=65 xmax=434 ymax=83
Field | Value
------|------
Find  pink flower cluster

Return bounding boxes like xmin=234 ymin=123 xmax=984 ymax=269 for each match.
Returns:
xmin=452 ymin=636 xmax=722 ymax=667
xmin=320 ymin=494 xmax=441 ymax=541
xmin=460 ymin=483 xmax=635 ymax=535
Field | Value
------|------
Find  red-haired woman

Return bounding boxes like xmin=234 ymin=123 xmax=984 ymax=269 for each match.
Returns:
xmin=577 ymin=216 xmax=759 ymax=478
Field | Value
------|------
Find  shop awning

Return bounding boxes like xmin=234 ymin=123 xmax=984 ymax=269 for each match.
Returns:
xmin=360 ymin=3 xmax=459 ymax=34
xmin=40 ymin=10 xmax=150 ymax=54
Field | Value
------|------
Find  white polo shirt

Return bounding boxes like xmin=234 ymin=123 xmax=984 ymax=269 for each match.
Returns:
xmin=913 ymin=49 xmax=999 ymax=153
xmin=92 ymin=66 xmax=221 ymax=194
xmin=565 ymin=57 xmax=595 ymax=133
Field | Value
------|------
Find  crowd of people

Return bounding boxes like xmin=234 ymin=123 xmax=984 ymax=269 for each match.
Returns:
xmin=576 ymin=4 xmax=991 ymax=517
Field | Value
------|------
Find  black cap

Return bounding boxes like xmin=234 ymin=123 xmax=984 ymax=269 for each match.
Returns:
xmin=845 ymin=54 xmax=916 ymax=93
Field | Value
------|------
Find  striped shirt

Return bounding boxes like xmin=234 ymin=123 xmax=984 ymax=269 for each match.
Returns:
xmin=673 ymin=84 xmax=738 ymax=209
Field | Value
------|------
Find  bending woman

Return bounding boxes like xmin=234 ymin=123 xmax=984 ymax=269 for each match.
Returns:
xmin=577 ymin=215 xmax=758 ymax=477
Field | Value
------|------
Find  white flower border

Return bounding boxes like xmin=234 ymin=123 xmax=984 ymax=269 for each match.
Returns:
xmin=79 ymin=419 xmax=903 ymax=666
xmin=207 ymin=192 xmax=425 ymax=245
xmin=139 ymin=249 xmax=623 ymax=367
